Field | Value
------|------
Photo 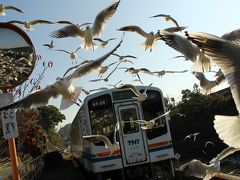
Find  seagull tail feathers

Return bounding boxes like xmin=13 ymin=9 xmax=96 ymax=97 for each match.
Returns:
xmin=214 ymin=115 xmax=240 ymax=148
xmin=139 ymin=41 xmax=157 ymax=50
xmin=80 ymin=42 xmax=98 ymax=51
xmin=60 ymin=87 xmax=82 ymax=110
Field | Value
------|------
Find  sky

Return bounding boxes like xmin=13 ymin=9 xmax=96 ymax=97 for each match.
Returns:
xmin=0 ymin=0 xmax=238 ymax=129
xmin=0 ymin=28 xmax=30 ymax=48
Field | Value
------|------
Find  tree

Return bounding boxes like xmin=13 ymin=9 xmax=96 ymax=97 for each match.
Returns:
xmin=37 ymin=105 xmax=66 ymax=132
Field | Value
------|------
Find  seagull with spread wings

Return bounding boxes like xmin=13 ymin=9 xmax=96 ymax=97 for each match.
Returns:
xmin=112 ymin=53 xmax=137 ymax=60
xmin=0 ymin=40 xmax=122 ymax=111
xmin=150 ymin=14 xmax=180 ymax=27
xmin=133 ymin=110 xmax=171 ymax=129
xmin=0 ymin=4 xmax=24 ymax=16
xmin=94 ymin=37 xmax=116 ymax=48
xmin=43 ymin=40 xmax=54 ymax=49
xmin=183 ymin=132 xmax=201 ymax=142
xmin=97 ymin=61 xmax=118 ymax=77
xmin=50 ymin=0 xmax=120 ymax=51
xmin=159 ymin=30 xmax=212 ymax=72
xmin=7 ymin=20 xmax=54 ymax=31
xmin=186 ymin=30 xmax=240 ymax=148
xmin=82 ymin=122 xmax=120 ymax=155
xmin=180 ymin=147 xmax=240 ymax=180
xmin=152 ymin=70 xmax=188 ymax=78
xmin=193 ymin=72 xmax=225 ymax=95
xmin=54 ymin=47 xmax=81 ymax=64
xmin=117 ymin=83 xmax=152 ymax=101
xmin=117 ymin=25 xmax=160 ymax=52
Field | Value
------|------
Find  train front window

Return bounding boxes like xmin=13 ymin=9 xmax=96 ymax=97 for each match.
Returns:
xmin=120 ymin=108 xmax=139 ymax=134
xmin=141 ymin=90 xmax=168 ymax=139
xmin=88 ymin=94 xmax=115 ymax=145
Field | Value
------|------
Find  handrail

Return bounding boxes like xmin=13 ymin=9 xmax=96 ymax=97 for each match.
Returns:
xmin=0 ymin=155 xmax=44 ymax=180
xmin=20 ymin=155 xmax=44 ymax=180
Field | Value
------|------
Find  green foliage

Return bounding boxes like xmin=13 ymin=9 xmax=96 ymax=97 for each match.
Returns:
xmin=37 ymin=105 xmax=66 ymax=132
xmin=168 ymin=86 xmax=236 ymax=160
xmin=47 ymin=127 xmax=67 ymax=148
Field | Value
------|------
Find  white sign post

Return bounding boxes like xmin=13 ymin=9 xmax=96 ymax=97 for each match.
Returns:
xmin=0 ymin=93 xmax=18 ymax=139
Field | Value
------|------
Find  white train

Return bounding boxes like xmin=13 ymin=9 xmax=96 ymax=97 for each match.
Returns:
xmin=69 ymin=86 xmax=175 ymax=179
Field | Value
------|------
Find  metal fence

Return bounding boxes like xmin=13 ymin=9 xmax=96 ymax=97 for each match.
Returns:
xmin=0 ymin=155 xmax=44 ymax=180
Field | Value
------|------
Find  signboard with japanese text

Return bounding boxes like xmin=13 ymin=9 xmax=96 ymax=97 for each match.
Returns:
xmin=0 ymin=93 xmax=18 ymax=139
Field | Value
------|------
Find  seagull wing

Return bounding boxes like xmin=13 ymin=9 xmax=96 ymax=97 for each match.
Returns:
xmin=93 ymin=38 xmax=104 ymax=42
xmin=139 ymin=68 xmax=153 ymax=75
xmin=66 ymin=39 xmax=122 ymax=80
xmin=179 ymin=159 xmax=208 ymax=178
xmin=221 ymin=28 xmax=240 ymax=45
xmin=159 ymin=31 xmax=197 ymax=61
xmin=55 ymin=49 xmax=71 ymax=54
xmin=150 ymin=14 xmax=179 ymax=27
xmin=117 ymin=84 xmax=140 ymax=96
xmin=160 ymin=31 xmax=211 ymax=71
xmin=82 ymin=135 xmax=102 ymax=143
xmin=82 ymin=135 xmax=113 ymax=148
xmin=118 ymin=25 xmax=148 ymax=38
xmin=186 ymin=31 xmax=240 ymax=113
xmin=214 ymin=147 xmax=240 ymax=161
xmin=165 ymin=70 xmax=188 ymax=73
xmin=75 ymin=46 xmax=82 ymax=53
xmin=163 ymin=26 xmax=187 ymax=33
xmin=111 ymin=53 xmax=121 ymax=58
xmin=50 ymin=24 xmax=84 ymax=38
xmin=7 ymin=20 xmax=25 ymax=24
xmin=30 ymin=20 xmax=53 ymax=25
xmin=5 ymin=6 xmax=24 ymax=13
xmin=107 ymin=38 xmax=117 ymax=41
xmin=134 ymin=120 xmax=148 ymax=125
xmin=0 ymin=83 xmax=60 ymax=110
xmin=92 ymin=0 xmax=120 ymax=36
xmin=151 ymin=110 xmax=171 ymax=123
xmin=124 ymin=55 xmax=137 ymax=59
xmin=55 ymin=20 xmax=74 ymax=25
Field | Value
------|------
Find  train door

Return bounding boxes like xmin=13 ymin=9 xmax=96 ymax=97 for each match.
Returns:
xmin=114 ymin=101 xmax=150 ymax=167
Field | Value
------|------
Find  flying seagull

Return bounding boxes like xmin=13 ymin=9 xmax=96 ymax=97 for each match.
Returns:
xmin=50 ymin=0 xmax=120 ymax=51
xmin=82 ymin=134 xmax=120 ymax=155
xmin=97 ymin=61 xmax=118 ymax=77
xmin=179 ymin=147 xmax=240 ymax=180
xmin=193 ymin=71 xmax=225 ymax=95
xmin=82 ymin=122 xmax=120 ymax=155
xmin=159 ymin=30 xmax=212 ymax=72
xmin=111 ymin=53 xmax=137 ymax=60
xmin=89 ymin=61 xmax=123 ymax=82
xmin=117 ymin=25 xmax=160 ymax=52
xmin=162 ymin=26 xmax=187 ymax=33
xmin=0 ymin=39 xmax=122 ymax=111
xmin=183 ymin=132 xmax=201 ymax=142
xmin=7 ymin=20 xmax=54 ymax=31
xmin=0 ymin=4 xmax=24 ymax=16
xmin=133 ymin=110 xmax=171 ymax=129
xmin=43 ymin=40 xmax=54 ymax=49
xmin=117 ymin=83 xmax=152 ymax=101
xmin=54 ymin=47 xmax=82 ymax=64
xmin=94 ymin=37 xmax=116 ymax=48
xmin=152 ymin=70 xmax=188 ymax=78
xmin=150 ymin=14 xmax=180 ymax=27
xmin=185 ymin=30 xmax=240 ymax=148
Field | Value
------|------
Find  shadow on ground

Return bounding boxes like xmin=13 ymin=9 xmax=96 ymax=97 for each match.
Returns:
xmin=39 ymin=151 xmax=85 ymax=180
